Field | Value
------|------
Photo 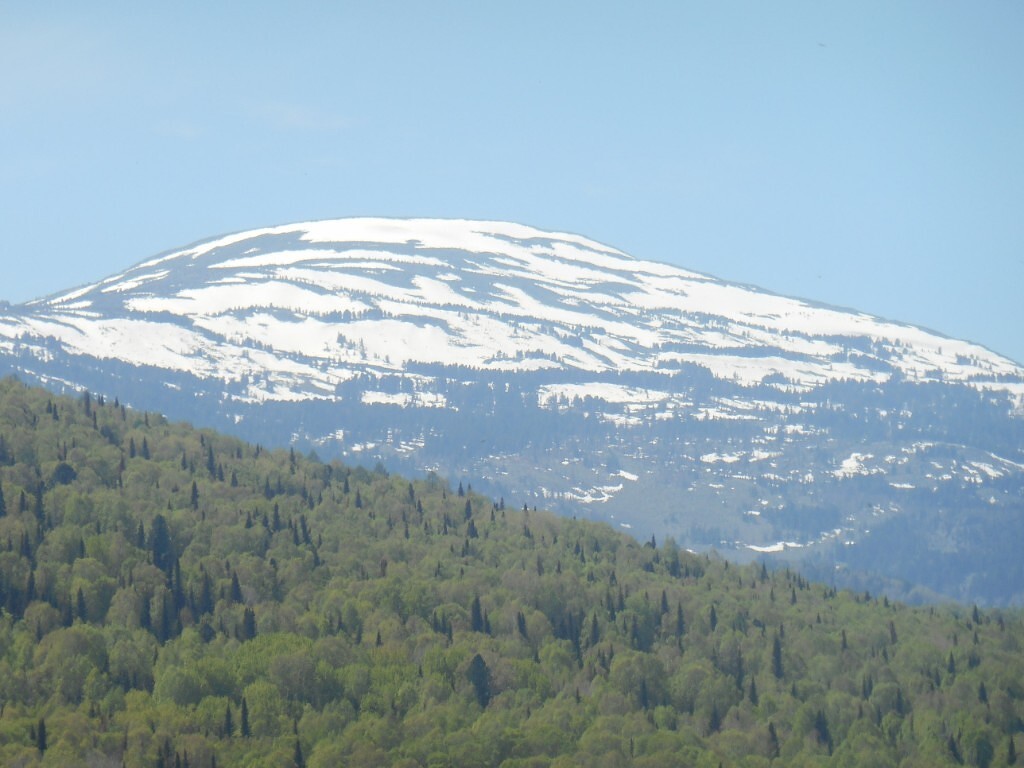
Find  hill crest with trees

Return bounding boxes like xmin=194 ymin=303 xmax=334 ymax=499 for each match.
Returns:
xmin=0 ymin=377 xmax=1021 ymax=767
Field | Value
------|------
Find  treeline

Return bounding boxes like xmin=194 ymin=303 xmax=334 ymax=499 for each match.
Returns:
xmin=0 ymin=377 xmax=1021 ymax=767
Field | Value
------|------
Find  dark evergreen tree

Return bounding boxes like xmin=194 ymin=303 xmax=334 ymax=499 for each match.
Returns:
xmin=36 ymin=717 xmax=47 ymax=753
xmin=149 ymin=514 xmax=173 ymax=572
xmin=467 ymin=653 xmax=491 ymax=707
xmin=76 ymin=587 xmax=87 ymax=621
xmin=199 ymin=573 xmax=214 ymax=615
xmin=516 ymin=611 xmax=528 ymax=639
xmin=708 ymin=703 xmax=721 ymax=733
xmin=241 ymin=697 xmax=251 ymax=737
xmin=33 ymin=481 xmax=44 ymax=525
xmin=772 ymin=635 xmax=784 ymax=679
xmin=242 ymin=607 xmax=257 ymax=640
xmin=814 ymin=709 xmax=833 ymax=754
xmin=140 ymin=593 xmax=152 ymax=630
xmin=949 ymin=733 xmax=962 ymax=763
xmin=470 ymin=595 xmax=484 ymax=632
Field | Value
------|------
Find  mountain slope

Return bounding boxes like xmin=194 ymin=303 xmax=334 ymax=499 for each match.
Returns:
xmin=1 ymin=218 xmax=1023 ymax=604
xmin=1 ymin=378 xmax=1022 ymax=767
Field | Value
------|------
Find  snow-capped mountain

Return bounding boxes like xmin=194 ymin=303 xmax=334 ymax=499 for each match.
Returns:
xmin=2 ymin=218 xmax=1023 ymax=604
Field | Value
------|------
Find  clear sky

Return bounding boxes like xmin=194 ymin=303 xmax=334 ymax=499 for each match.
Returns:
xmin=2 ymin=2 xmax=1022 ymax=363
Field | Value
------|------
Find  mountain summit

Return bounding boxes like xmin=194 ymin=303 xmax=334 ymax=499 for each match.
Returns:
xmin=8 ymin=217 xmax=1021 ymax=396
xmin=2 ymin=218 xmax=1023 ymax=603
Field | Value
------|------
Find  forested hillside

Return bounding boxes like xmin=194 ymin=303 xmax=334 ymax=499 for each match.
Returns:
xmin=0 ymin=377 xmax=1021 ymax=767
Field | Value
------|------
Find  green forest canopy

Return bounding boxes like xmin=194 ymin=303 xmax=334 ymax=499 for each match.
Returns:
xmin=0 ymin=377 xmax=1020 ymax=767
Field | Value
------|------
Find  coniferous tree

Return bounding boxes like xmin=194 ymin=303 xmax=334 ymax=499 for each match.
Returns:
xmin=241 ymin=697 xmax=251 ymax=738
xmin=772 ymin=635 xmax=784 ymax=679
xmin=140 ymin=594 xmax=152 ymax=630
xmin=471 ymin=595 xmax=484 ymax=632
xmin=708 ymin=703 xmax=721 ymax=733
xmin=36 ymin=717 xmax=47 ymax=753
xmin=242 ymin=607 xmax=256 ymax=640
xmin=467 ymin=653 xmax=491 ymax=707
xmin=33 ymin=481 xmax=44 ymax=525
xmin=814 ymin=709 xmax=833 ymax=754
xmin=949 ymin=733 xmax=962 ymax=763
xmin=199 ymin=573 xmax=214 ymax=615
xmin=150 ymin=514 xmax=173 ymax=572
xmin=76 ymin=587 xmax=87 ymax=621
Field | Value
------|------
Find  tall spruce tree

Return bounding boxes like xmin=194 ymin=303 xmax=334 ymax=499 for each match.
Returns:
xmin=241 ymin=697 xmax=251 ymax=738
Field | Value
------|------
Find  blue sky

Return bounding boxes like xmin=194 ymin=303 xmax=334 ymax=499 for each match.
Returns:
xmin=3 ymin=2 xmax=1023 ymax=363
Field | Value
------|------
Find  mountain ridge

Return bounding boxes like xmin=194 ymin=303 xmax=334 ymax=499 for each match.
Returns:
xmin=1 ymin=217 xmax=1022 ymax=605
xmin=8 ymin=217 xmax=1023 ymax=395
